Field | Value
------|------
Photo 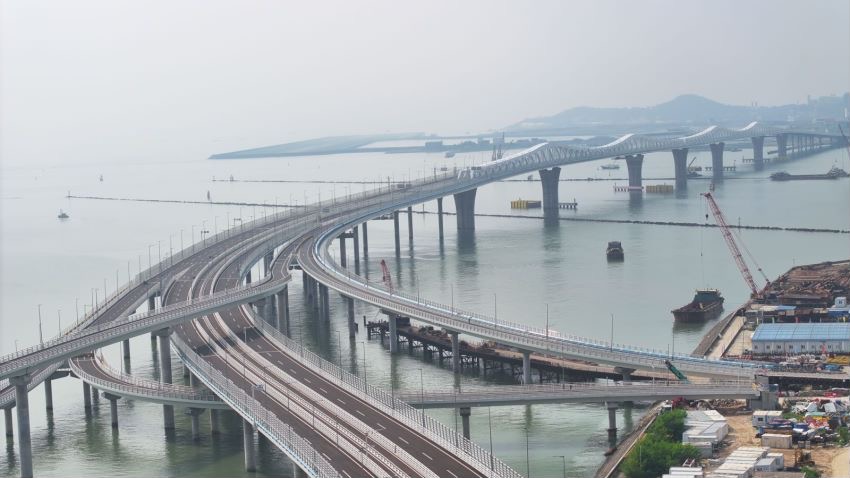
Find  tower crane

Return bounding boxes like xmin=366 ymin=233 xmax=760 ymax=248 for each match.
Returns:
xmin=702 ymin=192 xmax=769 ymax=298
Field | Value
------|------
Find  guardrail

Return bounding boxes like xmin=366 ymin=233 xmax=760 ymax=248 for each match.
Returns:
xmin=173 ymin=335 xmax=343 ymax=478
xmin=248 ymin=305 xmax=523 ymax=478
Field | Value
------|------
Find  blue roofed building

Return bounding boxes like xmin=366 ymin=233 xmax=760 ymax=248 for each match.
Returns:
xmin=750 ymin=323 xmax=850 ymax=355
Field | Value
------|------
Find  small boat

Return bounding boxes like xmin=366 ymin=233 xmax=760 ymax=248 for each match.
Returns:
xmin=57 ymin=209 xmax=69 ymax=219
xmin=444 ymin=151 xmax=456 ymax=158
xmin=439 ymin=166 xmax=449 ymax=172
xmin=600 ymin=163 xmax=620 ymax=170
xmin=687 ymin=171 xmax=702 ymax=178
xmin=99 ymin=174 xmax=104 ymax=182
xmin=672 ymin=289 xmax=724 ymax=322
xmin=606 ymin=241 xmax=624 ymax=261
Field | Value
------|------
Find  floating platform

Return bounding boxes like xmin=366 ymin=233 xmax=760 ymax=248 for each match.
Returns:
xmin=645 ymin=184 xmax=675 ymax=193
xmin=510 ymin=199 xmax=542 ymax=209
xmin=613 ymin=185 xmax=643 ymax=192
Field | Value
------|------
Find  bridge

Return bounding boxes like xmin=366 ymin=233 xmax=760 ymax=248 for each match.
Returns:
xmin=1 ymin=122 xmax=843 ymax=477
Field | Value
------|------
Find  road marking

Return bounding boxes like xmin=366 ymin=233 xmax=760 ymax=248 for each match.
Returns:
xmin=355 ymin=410 xmax=365 ymax=418
xmin=341 ymin=470 xmax=352 ymax=478
xmin=276 ymin=360 xmax=283 ymax=365
xmin=303 ymin=378 xmax=312 ymax=384
xmin=319 ymin=388 xmax=328 ymax=394
xmin=421 ymin=452 xmax=433 ymax=461
xmin=321 ymin=452 xmax=331 ymax=461
xmin=445 ymin=470 xmax=459 ymax=478
xmin=337 ymin=398 xmax=346 ymax=405
xmin=397 ymin=436 xmax=409 ymax=445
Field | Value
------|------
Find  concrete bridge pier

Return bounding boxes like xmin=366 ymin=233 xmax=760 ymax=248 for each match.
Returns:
xmin=388 ymin=315 xmax=399 ymax=353
xmin=44 ymin=378 xmax=53 ymax=411
xmin=263 ymin=251 xmax=274 ymax=274
xmin=393 ymin=211 xmax=401 ymax=256
xmin=104 ymin=393 xmax=121 ymax=429
xmin=347 ymin=297 xmax=356 ymax=338
xmin=453 ymin=188 xmax=477 ymax=231
xmin=352 ymin=226 xmax=360 ymax=275
xmin=710 ymin=142 xmax=725 ymax=181
xmin=263 ymin=295 xmax=276 ymax=324
xmin=155 ymin=328 xmax=176 ymax=430
xmin=606 ymin=402 xmax=618 ymax=443
xmin=450 ymin=331 xmax=460 ymax=373
xmin=243 ymin=419 xmax=257 ymax=472
xmin=521 ymin=351 xmax=532 ymax=384
xmin=752 ymin=136 xmax=765 ymax=170
xmin=4 ymin=407 xmax=12 ymax=439
xmin=459 ymin=406 xmax=471 ymax=439
xmin=122 ymin=338 xmax=131 ymax=369
xmin=437 ymin=198 xmax=444 ymax=243
xmin=539 ymin=167 xmax=561 ymax=225
xmin=245 ymin=270 xmax=252 ymax=284
xmin=209 ymin=409 xmax=221 ymax=435
xmin=293 ymin=464 xmax=309 ymax=478
xmin=777 ymin=134 xmax=788 ymax=159
xmin=339 ymin=234 xmax=347 ymax=269
xmin=11 ymin=374 xmax=33 ymax=478
xmin=361 ymin=221 xmax=369 ymax=258
xmin=672 ymin=148 xmax=688 ymax=190
xmin=318 ymin=284 xmax=330 ymax=321
xmin=276 ymin=287 xmax=290 ymax=335
xmin=187 ymin=408 xmax=205 ymax=440
xmin=91 ymin=386 xmax=100 ymax=405
xmin=407 ymin=206 xmax=414 ymax=245
xmin=83 ymin=382 xmax=92 ymax=410
xmin=615 ymin=367 xmax=635 ymax=384
xmin=625 ymin=154 xmax=644 ymax=191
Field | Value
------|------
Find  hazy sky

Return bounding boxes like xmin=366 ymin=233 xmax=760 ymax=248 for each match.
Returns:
xmin=1 ymin=1 xmax=848 ymax=165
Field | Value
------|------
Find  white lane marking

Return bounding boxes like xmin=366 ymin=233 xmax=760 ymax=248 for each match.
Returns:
xmin=355 ymin=410 xmax=365 ymax=418
xmin=397 ymin=436 xmax=409 ymax=445
xmin=445 ymin=470 xmax=459 ymax=478
xmin=321 ymin=452 xmax=331 ymax=461
xmin=337 ymin=398 xmax=346 ymax=405
xmin=276 ymin=360 xmax=283 ymax=365
xmin=341 ymin=471 xmax=352 ymax=478
xmin=422 ymin=452 xmax=433 ymax=461
xmin=319 ymin=388 xmax=328 ymax=394
xmin=303 ymin=378 xmax=312 ymax=384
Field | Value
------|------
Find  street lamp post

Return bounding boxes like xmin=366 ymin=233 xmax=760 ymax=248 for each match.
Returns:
xmin=418 ymin=368 xmax=425 ymax=427
xmin=553 ymin=455 xmax=566 ymax=478
xmin=37 ymin=304 xmax=43 ymax=345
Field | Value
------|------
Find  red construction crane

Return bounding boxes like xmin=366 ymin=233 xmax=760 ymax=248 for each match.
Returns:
xmin=702 ymin=192 xmax=768 ymax=298
xmin=380 ymin=259 xmax=394 ymax=293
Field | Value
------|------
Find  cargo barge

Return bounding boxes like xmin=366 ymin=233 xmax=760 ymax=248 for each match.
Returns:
xmin=770 ymin=167 xmax=848 ymax=181
xmin=672 ymin=289 xmax=724 ymax=322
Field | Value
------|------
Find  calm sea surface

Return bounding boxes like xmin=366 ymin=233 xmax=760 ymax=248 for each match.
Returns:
xmin=2 ymin=144 xmax=848 ymax=477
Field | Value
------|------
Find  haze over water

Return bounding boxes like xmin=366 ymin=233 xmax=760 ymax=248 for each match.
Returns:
xmin=1 ymin=142 xmax=848 ymax=477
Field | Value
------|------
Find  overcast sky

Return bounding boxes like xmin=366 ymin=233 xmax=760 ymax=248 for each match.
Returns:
xmin=1 ymin=0 xmax=848 ymax=165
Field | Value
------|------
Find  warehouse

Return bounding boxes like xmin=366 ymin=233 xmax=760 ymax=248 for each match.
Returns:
xmin=750 ymin=323 xmax=850 ymax=355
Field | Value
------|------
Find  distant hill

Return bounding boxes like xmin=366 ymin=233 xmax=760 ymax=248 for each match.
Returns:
xmin=509 ymin=93 xmax=850 ymax=130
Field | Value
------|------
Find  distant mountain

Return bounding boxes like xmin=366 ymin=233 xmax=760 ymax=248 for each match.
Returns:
xmin=509 ymin=94 xmax=849 ymax=131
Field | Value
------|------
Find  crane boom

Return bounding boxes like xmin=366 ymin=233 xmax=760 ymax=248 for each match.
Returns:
xmin=380 ymin=259 xmax=394 ymax=293
xmin=702 ymin=192 xmax=759 ymax=296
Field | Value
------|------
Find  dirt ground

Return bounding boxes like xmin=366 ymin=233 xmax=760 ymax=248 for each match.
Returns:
xmin=718 ymin=411 xmax=848 ymax=477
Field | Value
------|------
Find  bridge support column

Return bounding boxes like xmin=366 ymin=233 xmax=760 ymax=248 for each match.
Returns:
xmin=11 ymin=375 xmax=33 ymax=478
xmin=91 ymin=386 xmax=100 ymax=404
xmin=672 ymin=148 xmax=688 ymax=190
xmin=450 ymin=331 xmax=460 ymax=373
xmin=210 ymin=409 xmax=221 ymax=435
xmin=43 ymin=378 xmax=53 ymax=410
xmin=83 ymin=382 xmax=92 ymax=410
xmin=522 ymin=351 xmax=532 ymax=384
xmin=339 ymin=234 xmax=347 ymax=269
xmin=388 ymin=315 xmax=399 ymax=353
xmin=539 ymin=167 xmax=561 ymax=225
xmin=777 ymin=134 xmax=788 ymax=159
xmin=407 ymin=206 xmax=414 ymax=245
xmin=393 ymin=211 xmax=401 ymax=256
xmin=246 ymin=270 xmax=252 ymax=284
xmin=263 ymin=295 xmax=276 ymax=324
xmin=243 ymin=419 xmax=257 ymax=472
xmin=710 ymin=142 xmax=725 ymax=181
xmin=606 ymin=402 xmax=618 ymax=442
xmin=156 ymin=329 xmax=175 ymax=430
xmin=459 ymin=406 xmax=471 ymax=439
xmin=263 ymin=251 xmax=273 ymax=275
xmin=453 ymin=188 xmax=477 ymax=231
xmin=362 ymin=221 xmax=369 ymax=258
xmin=318 ymin=284 xmax=330 ymax=321
xmin=4 ymin=407 xmax=12 ymax=438
xmin=104 ymin=393 xmax=120 ymax=429
xmin=352 ymin=226 xmax=360 ymax=275
xmin=752 ymin=136 xmax=765 ymax=170
xmin=347 ymin=297 xmax=356 ymax=338
xmin=188 ymin=408 xmax=205 ymax=440
xmin=625 ymin=154 xmax=644 ymax=191
xmin=615 ymin=367 xmax=635 ymax=384
xmin=148 ymin=295 xmax=157 ymax=312
xmin=276 ymin=287 xmax=290 ymax=335
xmin=437 ymin=197 xmax=444 ymax=242
xmin=293 ymin=464 xmax=309 ymax=478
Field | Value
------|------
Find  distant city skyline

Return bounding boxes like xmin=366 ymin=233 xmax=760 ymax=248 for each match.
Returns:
xmin=1 ymin=1 xmax=848 ymax=167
